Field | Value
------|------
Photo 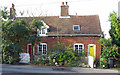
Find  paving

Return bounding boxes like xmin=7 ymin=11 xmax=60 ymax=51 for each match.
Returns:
xmin=1 ymin=64 xmax=119 ymax=73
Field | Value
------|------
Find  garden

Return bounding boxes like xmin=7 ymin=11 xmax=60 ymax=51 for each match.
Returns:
xmin=31 ymin=41 xmax=89 ymax=68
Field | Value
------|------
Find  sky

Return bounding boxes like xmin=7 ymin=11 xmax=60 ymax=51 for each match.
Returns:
xmin=0 ymin=0 xmax=120 ymax=38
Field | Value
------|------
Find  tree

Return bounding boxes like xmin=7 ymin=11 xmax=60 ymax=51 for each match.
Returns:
xmin=109 ymin=12 xmax=120 ymax=46
xmin=1 ymin=7 xmax=43 ymax=64
xmin=28 ymin=19 xmax=43 ymax=57
xmin=99 ymin=37 xmax=120 ymax=68
xmin=1 ymin=7 xmax=10 ymax=20
xmin=2 ymin=19 xmax=30 ymax=64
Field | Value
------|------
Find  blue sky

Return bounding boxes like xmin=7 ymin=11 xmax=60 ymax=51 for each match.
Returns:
xmin=1 ymin=0 xmax=120 ymax=38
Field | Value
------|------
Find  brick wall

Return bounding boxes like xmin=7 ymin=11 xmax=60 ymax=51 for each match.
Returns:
xmin=33 ymin=36 xmax=101 ymax=59
xmin=22 ymin=36 xmax=101 ymax=59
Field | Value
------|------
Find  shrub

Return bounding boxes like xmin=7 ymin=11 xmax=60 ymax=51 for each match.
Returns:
xmin=47 ymin=41 xmax=87 ymax=66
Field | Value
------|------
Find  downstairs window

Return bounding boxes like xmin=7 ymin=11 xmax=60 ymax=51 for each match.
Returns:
xmin=38 ymin=43 xmax=47 ymax=55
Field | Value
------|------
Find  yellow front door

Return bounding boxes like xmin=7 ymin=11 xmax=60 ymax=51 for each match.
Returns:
xmin=89 ymin=46 xmax=95 ymax=57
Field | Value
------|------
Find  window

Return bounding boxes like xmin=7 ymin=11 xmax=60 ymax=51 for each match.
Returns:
xmin=74 ymin=43 xmax=84 ymax=53
xmin=41 ymin=28 xmax=46 ymax=34
xmin=38 ymin=43 xmax=47 ymax=55
xmin=73 ymin=25 xmax=80 ymax=31
xmin=37 ymin=20 xmax=49 ymax=36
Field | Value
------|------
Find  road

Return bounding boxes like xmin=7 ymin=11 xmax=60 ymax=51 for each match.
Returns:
xmin=1 ymin=64 xmax=119 ymax=73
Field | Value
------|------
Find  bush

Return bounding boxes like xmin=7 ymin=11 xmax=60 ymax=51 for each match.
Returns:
xmin=99 ymin=37 xmax=120 ymax=68
xmin=47 ymin=41 xmax=87 ymax=66
xmin=33 ymin=41 xmax=87 ymax=67
xmin=2 ymin=43 xmax=22 ymax=64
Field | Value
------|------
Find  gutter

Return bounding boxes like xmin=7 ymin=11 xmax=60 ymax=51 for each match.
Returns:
xmin=47 ymin=34 xmax=102 ymax=37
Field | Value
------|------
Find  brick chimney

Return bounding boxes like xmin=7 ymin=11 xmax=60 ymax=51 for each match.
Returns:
xmin=61 ymin=2 xmax=69 ymax=16
xmin=10 ymin=3 xmax=16 ymax=20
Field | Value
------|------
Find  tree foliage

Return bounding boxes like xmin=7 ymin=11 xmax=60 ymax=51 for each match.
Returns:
xmin=28 ymin=19 xmax=43 ymax=44
xmin=1 ymin=7 xmax=43 ymax=64
xmin=1 ymin=7 xmax=10 ymax=19
xmin=99 ymin=37 xmax=120 ymax=68
xmin=109 ymin=12 xmax=120 ymax=46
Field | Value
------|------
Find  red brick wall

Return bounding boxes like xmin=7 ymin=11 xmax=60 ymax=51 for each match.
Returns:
xmin=22 ymin=36 xmax=101 ymax=59
xmin=33 ymin=36 xmax=101 ymax=59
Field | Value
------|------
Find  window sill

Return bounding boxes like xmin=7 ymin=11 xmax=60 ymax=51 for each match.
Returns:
xmin=38 ymin=34 xmax=48 ymax=37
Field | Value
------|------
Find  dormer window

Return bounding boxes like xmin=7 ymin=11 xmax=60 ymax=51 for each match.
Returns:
xmin=37 ymin=20 xmax=49 ymax=36
xmin=41 ymin=28 xmax=46 ymax=34
xmin=73 ymin=25 xmax=80 ymax=31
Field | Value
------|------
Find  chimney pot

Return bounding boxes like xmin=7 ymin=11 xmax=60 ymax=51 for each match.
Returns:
xmin=12 ymin=3 xmax=14 ymax=8
xmin=61 ymin=2 xmax=69 ymax=16
xmin=62 ymin=2 xmax=64 ymax=5
xmin=66 ymin=2 xmax=68 ymax=5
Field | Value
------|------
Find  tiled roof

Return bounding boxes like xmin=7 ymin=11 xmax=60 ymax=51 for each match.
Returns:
xmin=16 ymin=15 xmax=102 ymax=35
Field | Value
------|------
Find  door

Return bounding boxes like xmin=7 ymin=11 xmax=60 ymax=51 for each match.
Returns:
xmin=89 ymin=46 xmax=95 ymax=57
xmin=88 ymin=44 xmax=96 ymax=68
xmin=27 ymin=44 xmax=32 ymax=55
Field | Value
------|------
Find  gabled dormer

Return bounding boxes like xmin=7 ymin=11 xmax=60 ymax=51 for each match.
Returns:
xmin=37 ymin=20 xmax=49 ymax=36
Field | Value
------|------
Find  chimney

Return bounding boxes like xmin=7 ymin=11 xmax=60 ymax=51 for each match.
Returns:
xmin=61 ymin=2 xmax=69 ymax=16
xmin=10 ymin=3 xmax=16 ymax=20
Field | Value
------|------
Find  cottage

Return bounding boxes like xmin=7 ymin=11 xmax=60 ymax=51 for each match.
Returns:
xmin=10 ymin=2 xmax=102 ymax=67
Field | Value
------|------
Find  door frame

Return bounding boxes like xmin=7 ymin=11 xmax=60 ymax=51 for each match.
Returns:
xmin=27 ymin=43 xmax=34 ymax=55
xmin=87 ymin=44 xmax=96 ymax=59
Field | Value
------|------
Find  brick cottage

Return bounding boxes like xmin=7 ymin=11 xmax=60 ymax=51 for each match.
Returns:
xmin=10 ymin=2 xmax=102 ymax=66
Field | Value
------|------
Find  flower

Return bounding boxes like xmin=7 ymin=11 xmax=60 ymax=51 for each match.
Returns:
xmin=113 ymin=46 xmax=115 ymax=49
xmin=116 ymin=48 xmax=118 ymax=50
xmin=109 ymin=50 xmax=112 ymax=53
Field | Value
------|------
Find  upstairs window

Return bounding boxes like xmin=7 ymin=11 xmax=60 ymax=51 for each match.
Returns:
xmin=37 ymin=20 xmax=49 ymax=36
xmin=73 ymin=25 xmax=80 ymax=31
xmin=41 ymin=28 xmax=46 ymax=34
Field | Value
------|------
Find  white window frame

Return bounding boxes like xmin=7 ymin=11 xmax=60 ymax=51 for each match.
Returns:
xmin=73 ymin=43 xmax=84 ymax=52
xmin=73 ymin=25 xmax=80 ymax=31
xmin=38 ymin=43 xmax=47 ymax=55
xmin=37 ymin=20 xmax=49 ymax=36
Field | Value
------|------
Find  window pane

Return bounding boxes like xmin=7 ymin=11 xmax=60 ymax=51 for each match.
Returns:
xmin=39 ymin=45 xmax=42 ymax=52
xmin=43 ymin=50 xmax=46 ymax=54
xmin=43 ymin=45 xmax=46 ymax=49
xmin=75 ymin=45 xmax=78 ymax=50
xmin=74 ymin=26 xmax=79 ymax=30
xmin=42 ymin=28 xmax=46 ymax=34
xmin=43 ymin=44 xmax=47 ymax=54
xmin=79 ymin=45 xmax=83 ymax=52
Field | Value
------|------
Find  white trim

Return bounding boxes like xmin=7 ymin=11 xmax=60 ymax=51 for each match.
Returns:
xmin=47 ymin=34 xmax=102 ymax=37
xmin=73 ymin=43 xmax=84 ymax=51
xmin=59 ymin=16 xmax=70 ymax=18
xmin=73 ymin=25 xmax=80 ymax=31
xmin=87 ymin=44 xmax=96 ymax=58
xmin=27 ymin=43 xmax=32 ymax=53
xmin=38 ymin=43 xmax=47 ymax=55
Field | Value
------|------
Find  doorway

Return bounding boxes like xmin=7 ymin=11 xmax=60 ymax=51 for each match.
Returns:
xmin=88 ymin=44 xmax=96 ymax=68
xmin=27 ymin=44 xmax=32 ymax=55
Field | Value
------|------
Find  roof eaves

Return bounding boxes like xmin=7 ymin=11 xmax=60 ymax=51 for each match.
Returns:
xmin=47 ymin=34 xmax=102 ymax=37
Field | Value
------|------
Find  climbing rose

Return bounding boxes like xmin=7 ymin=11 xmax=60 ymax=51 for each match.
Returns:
xmin=109 ymin=50 xmax=112 ymax=53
